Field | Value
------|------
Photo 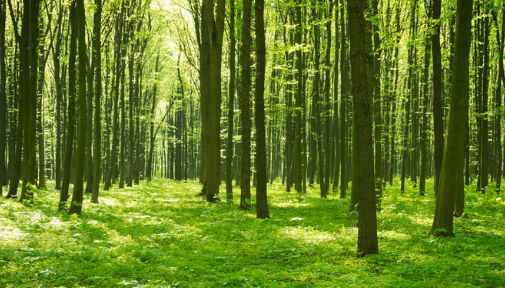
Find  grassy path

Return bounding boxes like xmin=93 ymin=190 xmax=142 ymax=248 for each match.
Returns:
xmin=1 ymin=179 xmax=504 ymax=287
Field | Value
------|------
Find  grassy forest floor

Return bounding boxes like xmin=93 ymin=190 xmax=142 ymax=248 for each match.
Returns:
xmin=1 ymin=178 xmax=504 ymax=287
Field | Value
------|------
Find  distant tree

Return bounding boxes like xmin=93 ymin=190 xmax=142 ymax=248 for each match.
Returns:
xmin=430 ymin=0 xmax=473 ymax=237
xmin=225 ymin=0 xmax=236 ymax=203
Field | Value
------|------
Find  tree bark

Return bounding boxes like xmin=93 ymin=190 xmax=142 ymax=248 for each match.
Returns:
xmin=432 ymin=0 xmax=444 ymax=197
xmin=68 ymin=0 xmax=87 ymax=216
xmin=201 ymin=0 xmax=225 ymax=202
xmin=255 ymin=0 xmax=269 ymax=219
xmin=430 ymin=0 xmax=473 ymax=237
xmin=347 ymin=0 xmax=378 ymax=256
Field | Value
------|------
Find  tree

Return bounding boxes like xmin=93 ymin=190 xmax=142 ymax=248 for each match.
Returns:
xmin=255 ymin=0 xmax=269 ymax=219
xmin=59 ymin=2 xmax=77 ymax=210
xmin=432 ymin=0 xmax=444 ymax=196
xmin=347 ymin=0 xmax=378 ymax=256
xmin=430 ymin=0 xmax=473 ymax=237
xmin=68 ymin=0 xmax=87 ymax=216
xmin=0 ymin=0 xmax=6 ymax=196
xmin=225 ymin=0 xmax=236 ymax=203
xmin=91 ymin=0 xmax=102 ymax=204
xmin=240 ymin=0 xmax=252 ymax=209
xmin=200 ymin=0 xmax=225 ymax=202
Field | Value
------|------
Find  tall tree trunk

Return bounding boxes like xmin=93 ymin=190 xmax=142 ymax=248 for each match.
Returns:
xmin=59 ymin=2 xmax=77 ymax=209
xmin=146 ymin=55 xmax=159 ymax=181
xmin=255 ymin=0 xmax=269 ymax=219
xmin=340 ymin=0 xmax=348 ymax=199
xmin=68 ymin=0 xmax=87 ymax=216
xmin=372 ymin=0 xmax=381 ymax=210
xmin=19 ymin=0 xmax=40 ymax=202
xmin=225 ymin=0 xmax=236 ymax=202
xmin=201 ymin=0 xmax=225 ymax=202
xmin=479 ymin=14 xmax=490 ymax=194
xmin=494 ymin=8 xmax=504 ymax=194
xmin=332 ymin=2 xmax=340 ymax=191
xmin=240 ymin=0 xmax=252 ymax=209
xmin=0 ymin=0 xmax=6 ymax=196
xmin=347 ymin=0 xmax=378 ymax=256
xmin=432 ymin=0 xmax=444 ymax=196
xmin=430 ymin=0 xmax=473 ymax=237
xmin=420 ymin=28 xmax=431 ymax=196
xmin=91 ymin=0 xmax=102 ymax=204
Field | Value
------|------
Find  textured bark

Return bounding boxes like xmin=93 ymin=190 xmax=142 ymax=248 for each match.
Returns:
xmin=430 ymin=0 xmax=473 ymax=237
xmin=19 ymin=0 xmax=40 ymax=202
xmin=68 ymin=0 xmax=87 ymax=216
xmin=347 ymin=0 xmax=378 ymax=256
xmin=201 ymin=0 xmax=225 ymax=202
xmin=255 ymin=0 xmax=269 ymax=219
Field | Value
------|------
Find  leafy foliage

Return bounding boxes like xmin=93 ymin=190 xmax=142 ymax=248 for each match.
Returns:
xmin=0 ymin=179 xmax=504 ymax=287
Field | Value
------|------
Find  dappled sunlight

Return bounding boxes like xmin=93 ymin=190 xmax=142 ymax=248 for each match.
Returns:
xmin=1 ymin=179 xmax=505 ymax=287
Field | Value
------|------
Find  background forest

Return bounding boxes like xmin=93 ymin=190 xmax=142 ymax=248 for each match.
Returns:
xmin=1 ymin=0 xmax=505 ymax=286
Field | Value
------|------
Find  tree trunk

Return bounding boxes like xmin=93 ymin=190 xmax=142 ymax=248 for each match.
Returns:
xmin=225 ymin=0 xmax=236 ymax=202
xmin=430 ymin=0 xmax=473 ymax=237
xmin=59 ymin=2 xmax=77 ymax=209
xmin=68 ymin=0 xmax=87 ymax=216
xmin=240 ymin=0 xmax=252 ymax=209
xmin=347 ymin=0 xmax=378 ymax=256
xmin=201 ymin=0 xmax=225 ymax=202
xmin=0 ymin=0 xmax=6 ymax=196
xmin=91 ymin=0 xmax=102 ymax=204
xmin=340 ymin=0 xmax=348 ymax=199
xmin=372 ymin=0 xmax=381 ymax=210
xmin=255 ymin=0 xmax=269 ymax=219
xmin=432 ymin=0 xmax=444 ymax=196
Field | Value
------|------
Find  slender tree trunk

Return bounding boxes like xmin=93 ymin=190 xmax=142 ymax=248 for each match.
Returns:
xmin=59 ymin=2 xmax=77 ymax=209
xmin=340 ymin=0 xmax=348 ymax=199
xmin=255 ymin=0 xmax=269 ymax=219
xmin=225 ymin=0 xmax=236 ymax=202
xmin=494 ymin=8 xmax=504 ymax=194
xmin=68 ymin=0 xmax=87 ymax=216
xmin=432 ymin=0 xmax=444 ymax=196
xmin=372 ymin=0 xmax=381 ymax=210
xmin=0 ymin=0 xmax=6 ymax=196
xmin=240 ymin=0 xmax=252 ymax=209
xmin=420 ymin=30 xmax=431 ymax=196
xmin=91 ymin=0 xmax=102 ymax=204
xmin=430 ymin=0 xmax=473 ymax=237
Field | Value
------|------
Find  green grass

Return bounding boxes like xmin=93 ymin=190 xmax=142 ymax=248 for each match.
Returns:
xmin=1 ymin=178 xmax=504 ymax=287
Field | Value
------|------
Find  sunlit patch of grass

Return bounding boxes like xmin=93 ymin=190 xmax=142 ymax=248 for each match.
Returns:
xmin=1 ymin=177 xmax=505 ymax=287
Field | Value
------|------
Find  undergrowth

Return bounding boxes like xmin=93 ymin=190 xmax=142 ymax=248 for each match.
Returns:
xmin=1 ymin=178 xmax=504 ymax=287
